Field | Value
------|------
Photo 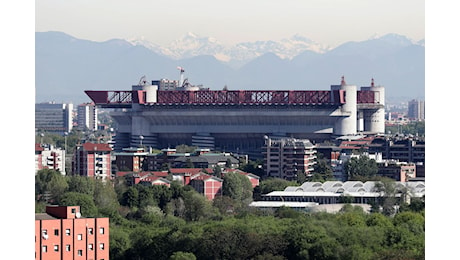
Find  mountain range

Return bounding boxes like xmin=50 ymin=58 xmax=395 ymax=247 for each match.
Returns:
xmin=35 ymin=31 xmax=425 ymax=105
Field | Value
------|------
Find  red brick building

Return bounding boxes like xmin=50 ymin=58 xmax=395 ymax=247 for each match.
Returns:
xmin=189 ymin=173 xmax=223 ymax=200
xmin=73 ymin=143 xmax=112 ymax=180
xmin=35 ymin=205 xmax=109 ymax=260
xmin=224 ymin=169 xmax=260 ymax=188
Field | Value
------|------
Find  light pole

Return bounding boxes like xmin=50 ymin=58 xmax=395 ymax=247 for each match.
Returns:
xmin=64 ymin=132 xmax=68 ymax=152
xmin=139 ymin=135 xmax=144 ymax=148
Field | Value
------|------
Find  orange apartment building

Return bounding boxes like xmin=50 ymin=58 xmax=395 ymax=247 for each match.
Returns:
xmin=35 ymin=205 xmax=109 ymax=260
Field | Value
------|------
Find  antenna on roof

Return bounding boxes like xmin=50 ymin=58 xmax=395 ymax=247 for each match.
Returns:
xmin=341 ymin=76 xmax=346 ymax=86
xmin=139 ymin=75 xmax=147 ymax=86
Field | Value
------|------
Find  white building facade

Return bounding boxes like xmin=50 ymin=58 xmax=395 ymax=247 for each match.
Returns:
xmin=35 ymin=144 xmax=66 ymax=175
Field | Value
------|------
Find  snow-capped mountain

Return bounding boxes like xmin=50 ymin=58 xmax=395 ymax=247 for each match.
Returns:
xmin=127 ymin=32 xmax=330 ymax=67
xmin=36 ymin=31 xmax=425 ymax=104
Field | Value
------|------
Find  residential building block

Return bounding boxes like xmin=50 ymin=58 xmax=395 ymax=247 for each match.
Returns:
xmin=35 ymin=205 xmax=109 ymax=260
xmin=73 ymin=143 xmax=112 ymax=180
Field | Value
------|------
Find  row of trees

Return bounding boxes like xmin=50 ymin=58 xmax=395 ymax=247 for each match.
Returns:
xmin=36 ymin=168 xmax=424 ymax=260
xmin=110 ymin=209 xmax=424 ymax=260
xmin=386 ymin=121 xmax=425 ymax=137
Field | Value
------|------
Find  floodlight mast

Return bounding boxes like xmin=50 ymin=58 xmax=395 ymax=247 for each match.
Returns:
xmin=177 ymin=66 xmax=185 ymax=87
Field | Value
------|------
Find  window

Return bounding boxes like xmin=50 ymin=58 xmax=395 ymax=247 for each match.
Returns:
xmin=78 ymin=250 xmax=83 ymax=256
xmin=72 ymin=208 xmax=76 ymax=214
xmin=42 ymin=229 xmax=48 ymax=240
xmin=42 ymin=246 xmax=47 ymax=253
xmin=99 ymin=243 xmax=105 ymax=250
xmin=88 ymin=228 xmax=93 ymax=235
xmin=54 ymin=229 xmax=59 ymax=236
xmin=77 ymin=234 xmax=82 ymax=240
xmin=66 ymin=245 xmax=71 ymax=252
xmin=66 ymin=229 xmax=71 ymax=236
xmin=88 ymin=244 xmax=93 ymax=250
xmin=99 ymin=227 xmax=105 ymax=234
xmin=54 ymin=245 xmax=59 ymax=252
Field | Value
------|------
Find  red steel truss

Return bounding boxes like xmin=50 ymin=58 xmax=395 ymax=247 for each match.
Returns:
xmin=85 ymin=89 xmax=376 ymax=107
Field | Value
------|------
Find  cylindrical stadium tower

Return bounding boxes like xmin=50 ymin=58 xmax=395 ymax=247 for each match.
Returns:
xmin=332 ymin=77 xmax=357 ymax=136
xmin=361 ymin=79 xmax=385 ymax=134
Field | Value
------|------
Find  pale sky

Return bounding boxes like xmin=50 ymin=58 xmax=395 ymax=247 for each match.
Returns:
xmin=35 ymin=0 xmax=425 ymax=48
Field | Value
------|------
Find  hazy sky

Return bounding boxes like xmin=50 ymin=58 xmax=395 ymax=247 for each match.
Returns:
xmin=35 ymin=0 xmax=424 ymax=48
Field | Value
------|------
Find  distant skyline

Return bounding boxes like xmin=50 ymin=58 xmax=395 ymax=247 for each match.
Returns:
xmin=35 ymin=0 xmax=424 ymax=48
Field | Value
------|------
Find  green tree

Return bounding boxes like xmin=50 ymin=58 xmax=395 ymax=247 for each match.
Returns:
xmin=275 ymin=206 xmax=302 ymax=219
xmin=212 ymin=195 xmax=237 ymax=215
xmin=182 ymin=190 xmax=217 ymax=221
xmin=169 ymin=251 xmax=197 ymax=260
xmin=212 ymin=165 xmax=222 ymax=178
xmin=35 ymin=201 xmax=46 ymax=213
xmin=136 ymin=184 xmax=156 ymax=209
xmin=166 ymin=197 xmax=186 ymax=218
xmin=110 ymin=227 xmax=131 ymax=260
xmin=59 ymin=192 xmax=98 ymax=217
xmin=258 ymin=178 xmax=297 ymax=195
xmin=295 ymin=170 xmax=307 ymax=184
xmin=284 ymin=221 xmax=340 ymax=260
xmin=35 ymin=169 xmax=68 ymax=203
xmin=373 ymin=178 xmax=399 ymax=216
xmin=225 ymin=158 xmax=232 ymax=168
xmin=93 ymin=180 xmax=120 ymax=217
xmin=311 ymin=159 xmax=335 ymax=182
xmin=67 ymin=175 xmax=95 ymax=195
xmin=344 ymin=156 xmax=378 ymax=181
xmin=365 ymin=212 xmax=393 ymax=229
xmin=150 ymin=184 xmax=173 ymax=210
xmin=121 ymin=186 xmax=139 ymax=208
xmin=239 ymin=159 xmax=264 ymax=177
xmin=400 ymin=196 xmax=425 ymax=212
xmin=222 ymin=171 xmax=253 ymax=203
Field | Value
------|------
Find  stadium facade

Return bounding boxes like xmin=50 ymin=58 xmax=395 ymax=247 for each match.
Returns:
xmin=85 ymin=76 xmax=385 ymax=159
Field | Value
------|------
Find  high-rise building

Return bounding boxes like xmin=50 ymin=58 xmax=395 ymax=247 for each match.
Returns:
xmin=263 ymin=137 xmax=317 ymax=180
xmin=77 ymin=103 xmax=98 ymax=131
xmin=407 ymin=99 xmax=425 ymax=120
xmin=35 ymin=205 xmax=109 ymax=260
xmin=35 ymin=102 xmax=73 ymax=135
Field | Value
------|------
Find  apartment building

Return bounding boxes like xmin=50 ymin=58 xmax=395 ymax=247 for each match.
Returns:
xmin=113 ymin=147 xmax=147 ymax=173
xmin=35 ymin=143 xmax=66 ymax=175
xmin=35 ymin=205 xmax=109 ymax=260
xmin=73 ymin=143 xmax=112 ymax=180
xmin=114 ymin=147 xmax=240 ymax=174
xmin=368 ymin=136 xmax=425 ymax=163
xmin=263 ymin=137 xmax=317 ymax=180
